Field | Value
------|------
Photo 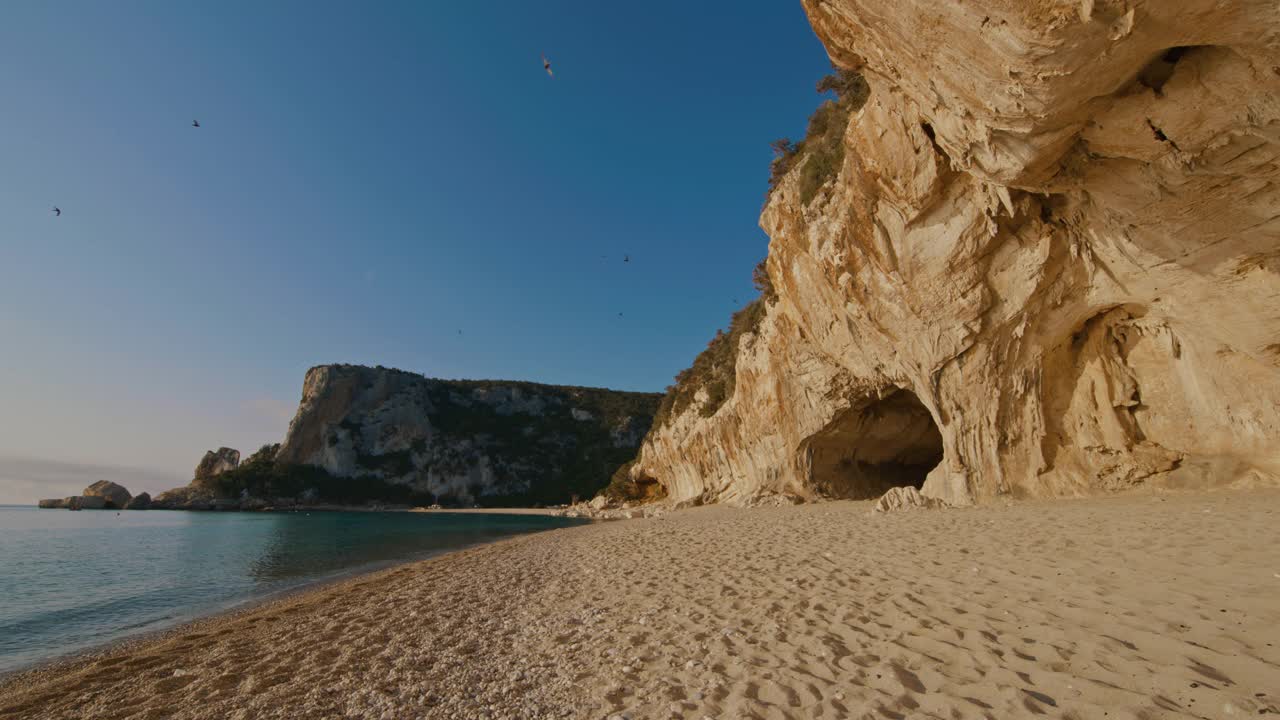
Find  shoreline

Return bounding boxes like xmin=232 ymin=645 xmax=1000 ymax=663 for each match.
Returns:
xmin=26 ymin=504 xmax=570 ymax=515
xmin=0 ymin=509 xmax=585 ymax=682
xmin=4 ymin=490 xmax=1279 ymax=719
xmin=0 ymin=546 xmax=465 ymax=684
xmin=407 ymin=506 xmax=566 ymax=516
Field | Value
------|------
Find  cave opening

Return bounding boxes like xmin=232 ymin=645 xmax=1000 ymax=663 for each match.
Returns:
xmin=1137 ymin=45 xmax=1206 ymax=94
xmin=806 ymin=388 xmax=944 ymax=500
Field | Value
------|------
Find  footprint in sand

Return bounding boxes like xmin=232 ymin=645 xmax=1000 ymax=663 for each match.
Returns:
xmin=1188 ymin=658 xmax=1234 ymax=685
xmin=890 ymin=664 xmax=926 ymax=693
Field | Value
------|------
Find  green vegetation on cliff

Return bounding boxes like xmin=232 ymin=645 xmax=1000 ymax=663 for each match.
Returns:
xmin=202 ymin=444 xmax=433 ymax=506
xmin=599 ymin=459 xmax=667 ymax=504
xmin=768 ymin=69 xmax=869 ymax=205
xmin=646 ymin=71 xmax=868 ymax=433
xmin=169 ymin=368 xmax=662 ymax=510
xmin=652 ymin=259 xmax=775 ymax=430
xmin=419 ymin=381 xmax=660 ymax=506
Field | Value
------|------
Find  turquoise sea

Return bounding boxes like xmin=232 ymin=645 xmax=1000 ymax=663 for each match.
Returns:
xmin=0 ymin=505 xmax=584 ymax=675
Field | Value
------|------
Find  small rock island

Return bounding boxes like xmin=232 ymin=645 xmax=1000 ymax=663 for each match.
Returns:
xmin=38 ymin=480 xmax=136 ymax=511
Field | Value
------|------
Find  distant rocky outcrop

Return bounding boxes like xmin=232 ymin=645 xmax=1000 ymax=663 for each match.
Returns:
xmin=153 ymin=365 xmax=662 ymax=509
xmin=193 ymin=448 xmax=240 ymax=485
xmin=124 ymin=492 xmax=151 ymax=510
xmin=151 ymin=447 xmax=247 ymax=509
xmin=83 ymin=480 xmax=132 ymax=509
xmin=67 ymin=495 xmax=107 ymax=510
xmin=630 ymin=0 xmax=1280 ymax=507
xmin=40 ymin=482 xmax=135 ymax=510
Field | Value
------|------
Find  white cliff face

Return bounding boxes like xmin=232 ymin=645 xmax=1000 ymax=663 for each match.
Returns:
xmin=634 ymin=0 xmax=1280 ymax=506
xmin=274 ymin=365 xmax=661 ymax=505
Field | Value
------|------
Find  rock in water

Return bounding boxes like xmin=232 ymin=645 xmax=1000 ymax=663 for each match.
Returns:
xmin=124 ymin=492 xmax=151 ymax=510
xmin=67 ymin=495 xmax=107 ymax=510
xmin=874 ymin=487 xmax=945 ymax=513
xmin=37 ymin=498 xmax=66 ymax=509
xmin=630 ymin=0 xmax=1280 ymax=507
xmin=83 ymin=480 xmax=132 ymax=509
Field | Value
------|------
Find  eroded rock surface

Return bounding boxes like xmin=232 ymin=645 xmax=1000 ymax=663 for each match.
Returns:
xmin=124 ymin=492 xmax=151 ymax=510
xmin=634 ymin=0 xmax=1280 ymax=506
xmin=193 ymin=448 xmax=240 ymax=485
xmin=66 ymin=496 xmax=106 ymax=511
xmin=83 ymin=480 xmax=132 ymax=509
xmin=873 ymin=486 xmax=947 ymax=513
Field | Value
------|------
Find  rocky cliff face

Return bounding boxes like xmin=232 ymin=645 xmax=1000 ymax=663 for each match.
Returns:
xmin=192 ymin=448 xmax=240 ymax=486
xmin=633 ymin=0 xmax=1280 ymax=505
xmin=263 ymin=365 xmax=661 ymax=505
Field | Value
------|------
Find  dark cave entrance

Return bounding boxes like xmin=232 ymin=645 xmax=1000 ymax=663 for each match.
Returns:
xmin=806 ymin=389 xmax=944 ymax=500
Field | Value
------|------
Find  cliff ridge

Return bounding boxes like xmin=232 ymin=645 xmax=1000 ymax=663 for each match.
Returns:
xmin=156 ymin=364 xmax=661 ymax=508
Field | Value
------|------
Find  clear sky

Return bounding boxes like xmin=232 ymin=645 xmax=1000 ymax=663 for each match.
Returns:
xmin=0 ymin=1 xmax=834 ymax=502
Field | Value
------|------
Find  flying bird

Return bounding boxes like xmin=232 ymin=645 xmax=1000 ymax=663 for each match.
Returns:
xmin=51 ymin=206 xmax=61 ymax=217
xmin=623 ymin=254 xmax=630 ymax=263
xmin=192 ymin=120 xmax=200 ymax=128
xmin=542 ymin=54 xmax=553 ymax=78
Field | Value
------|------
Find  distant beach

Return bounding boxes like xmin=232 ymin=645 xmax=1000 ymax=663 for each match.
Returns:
xmin=3 ymin=490 xmax=1277 ymax=719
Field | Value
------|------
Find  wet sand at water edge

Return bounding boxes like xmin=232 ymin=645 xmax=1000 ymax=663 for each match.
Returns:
xmin=2 ymin=490 xmax=1278 ymax=719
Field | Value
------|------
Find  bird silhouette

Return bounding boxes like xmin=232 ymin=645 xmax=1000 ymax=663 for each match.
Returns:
xmin=51 ymin=206 xmax=60 ymax=217
xmin=542 ymin=54 xmax=554 ymax=78
xmin=623 ymin=254 xmax=630 ymax=263
xmin=192 ymin=120 xmax=200 ymax=128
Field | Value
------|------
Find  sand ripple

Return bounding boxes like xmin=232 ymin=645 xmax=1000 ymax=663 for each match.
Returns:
xmin=2 ymin=491 xmax=1278 ymax=719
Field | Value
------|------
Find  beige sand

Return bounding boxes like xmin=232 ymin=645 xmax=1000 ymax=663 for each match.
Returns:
xmin=407 ymin=507 xmax=566 ymax=516
xmin=3 ymin=491 xmax=1278 ymax=719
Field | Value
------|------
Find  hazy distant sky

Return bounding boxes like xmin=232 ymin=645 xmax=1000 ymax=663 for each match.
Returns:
xmin=0 ymin=1 xmax=834 ymax=502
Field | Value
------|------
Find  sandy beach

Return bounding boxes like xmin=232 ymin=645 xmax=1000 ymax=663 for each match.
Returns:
xmin=3 ymin=490 xmax=1278 ymax=719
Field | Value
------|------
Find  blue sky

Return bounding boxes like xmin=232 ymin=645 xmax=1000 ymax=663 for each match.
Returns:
xmin=0 ymin=1 xmax=833 ymax=500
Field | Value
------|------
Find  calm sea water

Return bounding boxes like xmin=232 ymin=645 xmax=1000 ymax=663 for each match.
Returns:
xmin=0 ymin=505 xmax=585 ymax=674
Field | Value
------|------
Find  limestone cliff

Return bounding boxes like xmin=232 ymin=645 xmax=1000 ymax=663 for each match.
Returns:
xmin=633 ymin=0 xmax=1280 ymax=505
xmin=151 ymin=364 xmax=660 ymax=508
xmin=271 ymin=365 xmax=660 ymax=505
